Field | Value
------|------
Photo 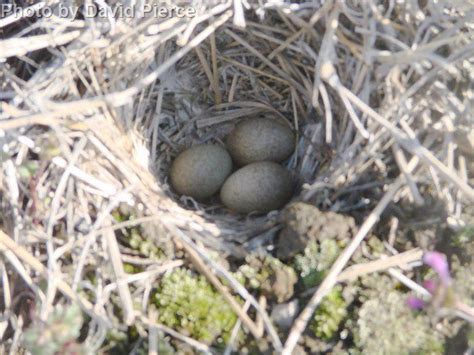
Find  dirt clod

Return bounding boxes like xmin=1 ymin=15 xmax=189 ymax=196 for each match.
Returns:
xmin=277 ymin=202 xmax=356 ymax=259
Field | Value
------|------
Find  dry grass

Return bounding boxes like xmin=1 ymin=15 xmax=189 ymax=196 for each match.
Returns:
xmin=1 ymin=0 xmax=473 ymax=353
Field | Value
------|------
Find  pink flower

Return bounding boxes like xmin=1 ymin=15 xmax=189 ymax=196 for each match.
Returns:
xmin=407 ymin=251 xmax=452 ymax=312
xmin=423 ymin=279 xmax=437 ymax=294
xmin=407 ymin=296 xmax=426 ymax=310
xmin=423 ymin=251 xmax=451 ymax=285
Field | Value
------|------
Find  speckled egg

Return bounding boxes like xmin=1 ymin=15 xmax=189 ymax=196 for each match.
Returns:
xmin=169 ymin=144 xmax=232 ymax=200
xmin=226 ymin=118 xmax=295 ymax=166
xmin=220 ymin=161 xmax=293 ymax=213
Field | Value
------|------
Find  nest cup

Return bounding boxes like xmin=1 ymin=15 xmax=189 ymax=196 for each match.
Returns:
xmin=147 ymin=35 xmax=327 ymax=254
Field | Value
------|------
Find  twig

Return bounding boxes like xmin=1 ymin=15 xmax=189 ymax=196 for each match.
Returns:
xmin=0 ymin=230 xmax=110 ymax=326
xmin=194 ymin=46 xmax=222 ymax=106
xmin=103 ymin=227 xmax=135 ymax=325
xmin=52 ymin=156 xmax=122 ymax=198
xmin=0 ymin=245 xmax=45 ymax=302
xmin=322 ymin=62 xmax=474 ymax=200
xmin=72 ymin=188 xmax=135 ymax=290
xmin=224 ymin=29 xmax=307 ymax=95
xmin=209 ymin=33 xmax=222 ymax=105
xmin=0 ymin=31 xmax=81 ymax=59
xmin=338 ymin=248 xmax=423 ymax=282
xmin=319 ymin=83 xmax=333 ymax=144
xmin=387 ymin=268 xmax=431 ymax=298
xmin=224 ymin=300 xmax=251 ymax=355
xmin=392 ymin=143 xmax=424 ymax=205
xmin=139 ymin=315 xmax=211 ymax=354
xmin=148 ymin=314 xmax=159 ymax=355
xmin=0 ymin=260 xmax=11 ymax=339
xmin=301 ymin=248 xmax=423 ymax=297
xmin=338 ymin=87 xmax=371 ymax=139
xmin=233 ymin=0 xmax=247 ymax=28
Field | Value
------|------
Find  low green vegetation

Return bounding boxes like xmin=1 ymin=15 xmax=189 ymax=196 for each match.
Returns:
xmin=22 ymin=304 xmax=86 ymax=355
xmin=154 ymin=268 xmax=238 ymax=345
xmin=310 ymin=286 xmax=348 ymax=340
xmin=236 ymin=254 xmax=297 ymax=303
xmin=353 ymin=290 xmax=444 ymax=354
xmin=294 ymin=239 xmax=343 ymax=289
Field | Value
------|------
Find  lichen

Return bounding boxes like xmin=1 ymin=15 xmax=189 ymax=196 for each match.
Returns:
xmin=352 ymin=276 xmax=444 ymax=355
xmin=451 ymin=227 xmax=474 ymax=308
xmin=22 ymin=304 xmax=87 ymax=355
xmin=294 ymin=239 xmax=343 ymax=289
xmin=154 ymin=268 xmax=238 ymax=345
xmin=310 ymin=286 xmax=348 ymax=340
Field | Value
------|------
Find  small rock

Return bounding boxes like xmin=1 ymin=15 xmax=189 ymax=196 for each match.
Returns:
xmin=271 ymin=300 xmax=299 ymax=330
xmin=271 ymin=266 xmax=298 ymax=303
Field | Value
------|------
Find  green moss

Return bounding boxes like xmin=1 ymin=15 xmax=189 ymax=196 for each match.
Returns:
xmin=111 ymin=209 xmax=166 ymax=261
xmin=235 ymin=254 xmax=297 ymax=303
xmin=294 ymin=239 xmax=342 ymax=289
xmin=154 ymin=268 xmax=238 ymax=345
xmin=366 ymin=236 xmax=385 ymax=256
xmin=468 ymin=326 xmax=474 ymax=349
xmin=451 ymin=258 xmax=474 ymax=308
xmin=310 ymin=286 xmax=348 ymax=340
xmin=452 ymin=225 xmax=474 ymax=248
xmin=123 ymin=263 xmax=142 ymax=274
xmin=18 ymin=161 xmax=39 ymax=180
xmin=104 ymin=328 xmax=128 ymax=351
xmin=449 ymin=226 xmax=474 ymax=307
xmin=155 ymin=335 xmax=175 ymax=355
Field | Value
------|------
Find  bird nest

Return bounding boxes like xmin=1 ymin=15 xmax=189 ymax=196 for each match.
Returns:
xmin=1 ymin=0 xmax=473 ymax=353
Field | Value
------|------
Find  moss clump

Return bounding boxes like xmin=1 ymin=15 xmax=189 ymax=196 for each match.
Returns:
xmin=310 ymin=286 xmax=348 ymax=340
xmin=18 ymin=161 xmax=39 ymax=180
xmin=22 ymin=304 xmax=86 ymax=355
xmin=154 ymin=268 xmax=238 ymax=345
xmin=111 ymin=209 xmax=166 ymax=261
xmin=451 ymin=227 xmax=474 ymax=308
xmin=128 ymin=228 xmax=164 ymax=260
xmin=452 ymin=256 xmax=474 ymax=308
xmin=103 ymin=326 xmax=148 ymax=355
xmin=105 ymin=329 xmax=172 ymax=355
xmin=353 ymin=276 xmax=444 ymax=355
xmin=294 ymin=239 xmax=342 ymax=289
xmin=235 ymin=254 xmax=297 ymax=303
xmin=451 ymin=225 xmax=474 ymax=249
xmin=123 ymin=262 xmax=141 ymax=274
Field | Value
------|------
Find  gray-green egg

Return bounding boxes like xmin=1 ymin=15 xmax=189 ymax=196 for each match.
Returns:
xmin=226 ymin=117 xmax=295 ymax=166
xmin=220 ymin=161 xmax=293 ymax=213
xmin=170 ymin=144 xmax=232 ymax=200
